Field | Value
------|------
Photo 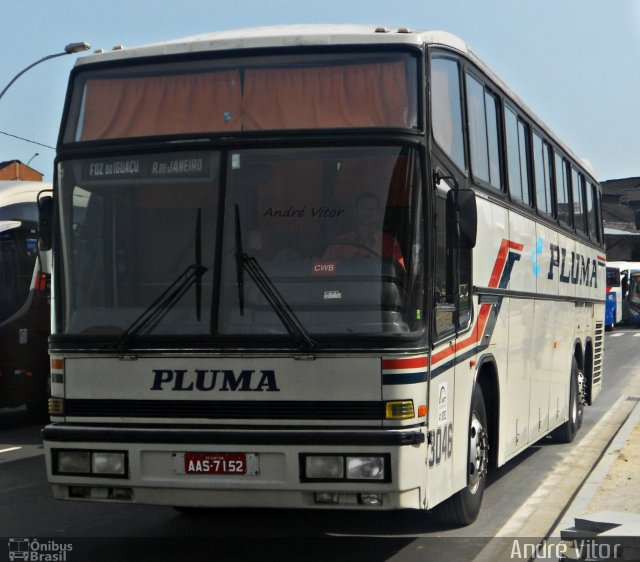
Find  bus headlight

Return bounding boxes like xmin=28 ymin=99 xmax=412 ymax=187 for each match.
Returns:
xmin=53 ymin=449 xmax=128 ymax=478
xmin=57 ymin=451 xmax=91 ymax=474
xmin=92 ymin=452 xmax=126 ymax=475
xmin=304 ymin=456 xmax=344 ymax=479
xmin=346 ymin=456 xmax=385 ymax=480
xmin=301 ymin=454 xmax=389 ymax=482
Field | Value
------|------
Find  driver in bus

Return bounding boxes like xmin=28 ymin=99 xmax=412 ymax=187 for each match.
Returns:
xmin=322 ymin=191 xmax=405 ymax=269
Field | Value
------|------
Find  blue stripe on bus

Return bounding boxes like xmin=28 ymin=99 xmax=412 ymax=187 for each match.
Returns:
xmin=382 ymin=371 xmax=428 ymax=385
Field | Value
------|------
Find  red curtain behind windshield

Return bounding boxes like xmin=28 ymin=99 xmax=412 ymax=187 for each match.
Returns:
xmin=80 ymin=70 xmax=242 ymax=140
xmin=78 ymin=61 xmax=412 ymax=140
xmin=242 ymin=61 xmax=410 ymax=130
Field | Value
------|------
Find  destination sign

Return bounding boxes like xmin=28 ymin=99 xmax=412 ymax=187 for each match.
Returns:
xmin=82 ymin=152 xmax=213 ymax=182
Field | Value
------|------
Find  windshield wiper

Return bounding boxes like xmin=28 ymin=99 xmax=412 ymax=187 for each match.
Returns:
xmin=116 ymin=264 xmax=207 ymax=350
xmin=234 ymin=204 xmax=315 ymax=351
xmin=116 ymin=209 xmax=207 ymax=351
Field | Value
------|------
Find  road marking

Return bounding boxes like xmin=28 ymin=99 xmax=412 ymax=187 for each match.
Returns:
xmin=0 ymin=446 xmax=22 ymax=454
xmin=635 ymin=333 xmax=640 ymax=337
xmin=610 ymin=333 xmax=624 ymax=337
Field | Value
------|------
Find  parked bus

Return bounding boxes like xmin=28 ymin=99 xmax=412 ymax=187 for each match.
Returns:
xmin=42 ymin=25 xmax=605 ymax=525
xmin=0 ymin=181 xmax=51 ymax=417
xmin=605 ymin=264 xmax=622 ymax=330
xmin=606 ymin=260 xmax=640 ymax=325
xmin=627 ymin=271 xmax=640 ymax=326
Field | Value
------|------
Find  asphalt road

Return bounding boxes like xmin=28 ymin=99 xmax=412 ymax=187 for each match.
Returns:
xmin=1 ymin=328 xmax=639 ymax=562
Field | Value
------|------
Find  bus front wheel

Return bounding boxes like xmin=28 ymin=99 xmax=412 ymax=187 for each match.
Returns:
xmin=438 ymin=384 xmax=489 ymax=526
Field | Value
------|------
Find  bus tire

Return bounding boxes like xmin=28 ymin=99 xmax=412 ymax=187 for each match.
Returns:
xmin=438 ymin=384 xmax=489 ymax=526
xmin=552 ymin=358 xmax=584 ymax=443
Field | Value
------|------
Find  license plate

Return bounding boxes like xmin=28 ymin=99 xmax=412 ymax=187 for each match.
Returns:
xmin=174 ymin=452 xmax=259 ymax=475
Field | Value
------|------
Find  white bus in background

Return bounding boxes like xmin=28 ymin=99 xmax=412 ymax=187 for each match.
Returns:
xmin=607 ymin=260 xmax=640 ymax=326
xmin=0 ymin=181 xmax=51 ymax=418
xmin=605 ymin=264 xmax=622 ymax=329
xmin=41 ymin=25 xmax=605 ymax=525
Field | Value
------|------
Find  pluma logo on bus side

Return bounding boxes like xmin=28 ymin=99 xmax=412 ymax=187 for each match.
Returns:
xmin=150 ymin=369 xmax=280 ymax=392
xmin=547 ymin=243 xmax=601 ymax=288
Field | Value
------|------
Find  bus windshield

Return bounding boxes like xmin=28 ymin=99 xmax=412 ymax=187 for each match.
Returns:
xmin=64 ymin=51 xmax=419 ymax=143
xmin=58 ymin=145 xmax=424 ymax=345
xmin=630 ymin=274 xmax=640 ymax=307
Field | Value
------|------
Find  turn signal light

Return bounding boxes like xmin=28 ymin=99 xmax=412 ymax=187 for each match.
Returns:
xmin=48 ymin=398 xmax=64 ymax=416
xmin=384 ymin=400 xmax=414 ymax=420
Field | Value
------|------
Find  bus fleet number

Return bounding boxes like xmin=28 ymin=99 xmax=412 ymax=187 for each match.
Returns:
xmin=428 ymin=423 xmax=453 ymax=468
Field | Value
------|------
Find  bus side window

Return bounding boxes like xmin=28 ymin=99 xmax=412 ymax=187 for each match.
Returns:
xmin=430 ymin=57 xmax=466 ymax=172
xmin=465 ymin=73 xmax=502 ymax=191
xmin=505 ymin=106 xmax=531 ymax=206
xmin=573 ymin=169 xmax=588 ymax=235
xmin=555 ymin=152 xmax=573 ymax=228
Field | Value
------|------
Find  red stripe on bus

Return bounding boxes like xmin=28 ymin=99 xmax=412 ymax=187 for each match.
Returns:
xmin=382 ymin=356 xmax=428 ymax=371
xmin=430 ymin=303 xmax=492 ymax=366
xmin=430 ymin=239 xmax=521 ymax=369
xmin=488 ymin=240 xmax=524 ymax=288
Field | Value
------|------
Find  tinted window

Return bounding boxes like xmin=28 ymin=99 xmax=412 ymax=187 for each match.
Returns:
xmin=586 ymin=182 xmax=599 ymax=242
xmin=485 ymin=91 xmax=502 ymax=189
xmin=431 ymin=58 xmax=466 ymax=171
xmin=505 ymin=106 xmax=531 ymax=205
xmin=466 ymin=76 xmax=488 ymax=182
xmin=533 ymin=133 xmax=553 ymax=216
xmin=555 ymin=152 xmax=572 ymax=227
xmin=573 ymin=169 xmax=587 ymax=235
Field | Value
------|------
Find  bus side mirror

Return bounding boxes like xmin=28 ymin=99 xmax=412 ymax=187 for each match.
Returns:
xmin=38 ymin=193 xmax=54 ymax=251
xmin=447 ymin=189 xmax=477 ymax=249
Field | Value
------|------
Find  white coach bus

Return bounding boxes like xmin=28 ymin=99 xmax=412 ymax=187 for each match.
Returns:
xmin=41 ymin=25 xmax=605 ymax=525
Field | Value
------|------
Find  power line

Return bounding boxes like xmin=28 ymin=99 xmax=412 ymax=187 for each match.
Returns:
xmin=0 ymin=129 xmax=55 ymax=150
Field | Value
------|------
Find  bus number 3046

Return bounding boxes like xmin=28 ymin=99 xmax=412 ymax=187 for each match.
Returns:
xmin=428 ymin=423 xmax=453 ymax=468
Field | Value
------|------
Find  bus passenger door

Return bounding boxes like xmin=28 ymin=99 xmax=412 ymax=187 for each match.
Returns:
xmin=428 ymin=165 xmax=473 ymax=507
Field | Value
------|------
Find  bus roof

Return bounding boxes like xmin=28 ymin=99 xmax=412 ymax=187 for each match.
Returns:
xmin=0 ymin=181 xmax=52 ymax=207
xmin=77 ymin=25 xmax=469 ymax=63
xmin=72 ymin=24 xmax=597 ymax=182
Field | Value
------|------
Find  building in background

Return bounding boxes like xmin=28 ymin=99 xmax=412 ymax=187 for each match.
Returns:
xmin=601 ymin=176 xmax=640 ymax=261
xmin=0 ymin=160 xmax=43 ymax=182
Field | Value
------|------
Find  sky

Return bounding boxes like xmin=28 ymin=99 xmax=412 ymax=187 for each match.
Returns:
xmin=1 ymin=0 xmax=639 ymax=182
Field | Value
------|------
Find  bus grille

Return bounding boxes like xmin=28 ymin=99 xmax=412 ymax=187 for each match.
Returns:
xmin=593 ymin=321 xmax=604 ymax=385
xmin=64 ymin=399 xmax=383 ymax=421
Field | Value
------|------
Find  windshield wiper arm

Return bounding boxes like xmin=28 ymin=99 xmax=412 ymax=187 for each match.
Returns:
xmin=234 ymin=204 xmax=315 ymax=351
xmin=116 ymin=263 xmax=207 ymax=351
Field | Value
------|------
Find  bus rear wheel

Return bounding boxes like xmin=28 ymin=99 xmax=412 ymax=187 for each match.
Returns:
xmin=552 ymin=358 xmax=584 ymax=443
xmin=438 ymin=385 xmax=489 ymax=526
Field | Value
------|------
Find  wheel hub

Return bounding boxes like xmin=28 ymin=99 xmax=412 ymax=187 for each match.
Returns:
xmin=468 ymin=412 xmax=489 ymax=494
